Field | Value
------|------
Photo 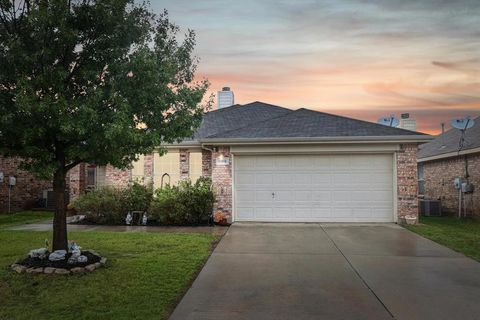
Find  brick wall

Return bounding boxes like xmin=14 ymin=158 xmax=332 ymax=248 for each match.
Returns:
xmin=422 ymin=153 xmax=479 ymax=217
xmin=104 ymin=165 xmax=130 ymax=187
xmin=396 ymin=144 xmax=419 ymax=222
xmin=0 ymin=156 xmax=51 ymax=212
xmin=68 ymin=163 xmax=86 ymax=199
xmin=208 ymin=146 xmax=232 ymax=221
xmin=202 ymin=149 xmax=212 ymax=176
xmin=144 ymin=154 xmax=154 ymax=185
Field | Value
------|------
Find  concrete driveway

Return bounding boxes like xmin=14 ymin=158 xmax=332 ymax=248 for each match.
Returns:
xmin=170 ymin=223 xmax=480 ymax=320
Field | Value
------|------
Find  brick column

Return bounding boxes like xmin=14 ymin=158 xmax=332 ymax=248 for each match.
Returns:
xmin=202 ymin=149 xmax=212 ymax=176
xmin=144 ymin=153 xmax=154 ymax=186
xmin=179 ymin=149 xmax=189 ymax=181
xmin=211 ymin=146 xmax=232 ymax=221
xmin=69 ymin=163 xmax=86 ymax=200
xmin=397 ymin=144 xmax=418 ymax=223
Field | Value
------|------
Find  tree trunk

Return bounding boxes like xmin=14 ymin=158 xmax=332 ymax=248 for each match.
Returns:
xmin=52 ymin=168 xmax=68 ymax=251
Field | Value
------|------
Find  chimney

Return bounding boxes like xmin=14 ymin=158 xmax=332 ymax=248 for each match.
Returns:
xmin=398 ymin=113 xmax=417 ymax=131
xmin=441 ymin=123 xmax=445 ymax=134
xmin=217 ymin=87 xmax=234 ymax=109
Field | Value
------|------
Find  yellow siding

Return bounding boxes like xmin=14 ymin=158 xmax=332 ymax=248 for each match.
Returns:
xmin=154 ymin=150 xmax=180 ymax=188
xmin=189 ymin=152 xmax=203 ymax=182
xmin=131 ymin=155 xmax=145 ymax=182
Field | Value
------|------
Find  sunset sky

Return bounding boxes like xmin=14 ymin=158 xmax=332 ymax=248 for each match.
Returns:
xmin=152 ymin=0 xmax=480 ymax=134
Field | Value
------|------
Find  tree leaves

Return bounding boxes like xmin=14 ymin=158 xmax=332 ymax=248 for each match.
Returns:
xmin=0 ymin=0 xmax=210 ymax=176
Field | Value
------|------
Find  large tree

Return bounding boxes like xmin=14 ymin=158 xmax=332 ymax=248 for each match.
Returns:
xmin=0 ymin=0 xmax=209 ymax=250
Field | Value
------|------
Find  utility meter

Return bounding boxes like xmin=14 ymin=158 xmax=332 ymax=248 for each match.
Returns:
xmin=462 ymin=182 xmax=474 ymax=194
xmin=8 ymin=176 xmax=16 ymax=186
xmin=0 ymin=171 xmax=3 ymax=183
xmin=454 ymin=177 xmax=463 ymax=190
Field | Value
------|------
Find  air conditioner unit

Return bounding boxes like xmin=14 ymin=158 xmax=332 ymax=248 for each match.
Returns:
xmin=43 ymin=189 xmax=70 ymax=210
xmin=419 ymin=199 xmax=442 ymax=217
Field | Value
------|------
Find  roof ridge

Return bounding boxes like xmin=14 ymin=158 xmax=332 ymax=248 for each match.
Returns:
xmin=243 ymin=101 xmax=292 ymax=111
xmin=204 ymin=108 xmax=298 ymax=138
xmin=294 ymin=108 xmax=429 ymax=135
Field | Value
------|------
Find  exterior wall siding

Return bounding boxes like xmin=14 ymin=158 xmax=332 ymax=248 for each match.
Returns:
xmin=396 ymin=144 xmax=419 ymax=222
xmin=0 ymin=156 xmax=52 ymax=212
xmin=422 ymin=153 xmax=479 ymax=217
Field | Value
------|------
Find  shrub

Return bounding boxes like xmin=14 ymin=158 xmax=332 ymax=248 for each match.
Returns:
xmin=122 ymin=182 xmax=153 ymax=212
xmin=150 ymin=177 xmax=215 ymax=225
xmin=72 ymin=187 xmax=125 ymax=224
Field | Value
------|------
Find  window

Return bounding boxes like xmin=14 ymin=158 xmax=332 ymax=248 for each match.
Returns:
xmin=418 ymin=163 xmax=425 ymax=195
xmin=86 ymin=165 xmax=96 ymax=187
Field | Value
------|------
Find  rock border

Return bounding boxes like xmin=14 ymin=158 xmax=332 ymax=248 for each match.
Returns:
xmin=10 ymin=254 xmax=107 ymax=275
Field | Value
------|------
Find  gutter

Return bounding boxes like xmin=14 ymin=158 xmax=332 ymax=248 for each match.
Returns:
xmin=418 ymin=147 xmax=480 ymax=163
xmin=198 ymin=135 xmax=433 ymax=145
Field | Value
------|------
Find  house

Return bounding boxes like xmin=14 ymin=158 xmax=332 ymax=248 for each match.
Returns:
xmin=73 ymin=101 xmax=429 ymax=224
xmin=0 ymin=156 xmax=52 ymax=212
xmin=418 ymin=117 xmax=479 ymax=217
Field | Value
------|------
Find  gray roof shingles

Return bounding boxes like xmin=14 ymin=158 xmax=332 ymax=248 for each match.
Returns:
xmin=181 ymin=101 xmax=429 ymax=144
xmin=418 ymin=116 xmax=480 ymax=159
xmin=204 ymin=105 xmax=427 ymax=139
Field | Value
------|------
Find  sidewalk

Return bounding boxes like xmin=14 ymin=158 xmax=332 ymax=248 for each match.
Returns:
xmin=10 ymin=218 xmax=228 ymax=236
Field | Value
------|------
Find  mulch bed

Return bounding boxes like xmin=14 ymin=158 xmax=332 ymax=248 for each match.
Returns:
xmin=18 ymin=251 xmax=101 ymax=270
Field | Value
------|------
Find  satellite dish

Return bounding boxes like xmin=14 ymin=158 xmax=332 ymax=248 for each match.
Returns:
xmin=450 ymin=117 xmax=475 ymax=151
xmin=378 ymin=115 xmax=400 ymax=127
xmin=450 ymin=118 xmax=475 ymax=131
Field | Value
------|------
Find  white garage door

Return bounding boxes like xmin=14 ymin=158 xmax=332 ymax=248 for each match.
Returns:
xmin=234 ymin=154 xmax=394 ymax=222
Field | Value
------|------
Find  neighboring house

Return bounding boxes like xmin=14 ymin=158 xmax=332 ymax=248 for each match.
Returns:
xmin=0 ymin=156 xmax=52 ymax=212
xmin=72 ymin=101 xmax=429 ymax=224
xmin=418 ymin=117 xmax=479 ymax=217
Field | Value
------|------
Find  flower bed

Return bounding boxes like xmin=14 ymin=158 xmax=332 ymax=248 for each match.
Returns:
xmin=72 ymin=178 xmax=215 ymax=226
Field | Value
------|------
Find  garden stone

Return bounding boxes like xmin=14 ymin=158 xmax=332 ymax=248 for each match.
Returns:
xmin=26 ymin=268 xmax=35 ymax=273
xmin=94 ymin=262 xmax=102 ymax=269
xmin=11 ymin=264 xmax=26 ymax=273
xmin=33 ymin=267 xmax=44 ymax=274
xmin=71 ymin=267 xmax=86 ymax=274
xmin=54 ymin=268 xmax=70 ymax=275
xmin=44 ymin=267 xmax=55 ymax=274
xmin=100 ymin=257 xmax=107 ymax=265
xmin=49 ymin=250 xmax=67 ymax=261
xmin=77 ymin=255 xmax=88 ymax=263
xmin=28 ymin=248 xmax=48 ymax=259
xmin=85 ymin=264 xmax=96 ymax=272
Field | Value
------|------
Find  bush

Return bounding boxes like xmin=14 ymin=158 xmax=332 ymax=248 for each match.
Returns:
xmin=150 ymin=177 xmax=215 ymax=225
xmin=122 ymin=182 xmax=153 ymax=212
xmin=72 ymin=182 xmax=153 ymax=224
xmin=72 ymin=187 xmax=125 ymax=224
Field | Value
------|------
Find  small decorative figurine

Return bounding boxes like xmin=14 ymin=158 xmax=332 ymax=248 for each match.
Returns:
xmin=125 ymin=212 xmax=133 ymax=225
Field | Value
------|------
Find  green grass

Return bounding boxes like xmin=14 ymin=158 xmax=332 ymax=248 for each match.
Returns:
xmin=405 ymin=216 xmax=480 ymax=261
xmin=0 ymin=211 xmax=53 ymax=228
xmin=0 ymin=216 xmax=219 ymax=319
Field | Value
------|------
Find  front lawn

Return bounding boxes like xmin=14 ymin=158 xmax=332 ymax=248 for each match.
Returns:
xmin=0 ymin=211 xmax=53 ymax=228
xmin=0 ymin=227 xmax=218 ymax=319
xmin=405 ymin=216 xmax=480 ymax=262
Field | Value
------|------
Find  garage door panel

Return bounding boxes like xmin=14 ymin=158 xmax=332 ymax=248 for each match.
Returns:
xmin=234 ymin=154 xmax=394 ymax=222
xmin=255 ymin=191 xmax=274 ymax=201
